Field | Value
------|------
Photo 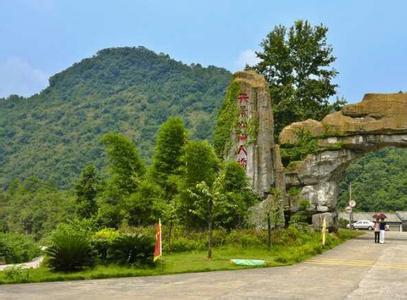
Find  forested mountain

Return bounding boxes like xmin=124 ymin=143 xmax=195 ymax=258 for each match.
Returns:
xmin=1 ymin=46 xmax=406 ymax=211
xmin=338 ymin=147 xmax=407 ymax=211
xmin=0 ymin=47 xmax=231 ymax=188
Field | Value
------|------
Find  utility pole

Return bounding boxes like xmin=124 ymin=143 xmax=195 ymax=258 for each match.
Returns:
xmin=349 ymin=183 xmax=353 ymax=228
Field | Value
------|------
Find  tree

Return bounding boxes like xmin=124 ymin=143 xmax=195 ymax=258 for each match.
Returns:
xmin=216 ymin=161 xmax=259 ymax=229
xmin=149 ymin=117 xmax=187 ymax=247
xmin=188 ymin=178 xmax=225 ymax=259
xmin=264 ymin=188 xmax=284 ymax=249
xmin=75 ymin=164 xmax=99 ymax=219
xmin=101 ymin=132 xmax=145 ymax=198
xmin=255 ymin=20 xmax=342 ymax=137
xmin=178 ymin=140 xmax=219 ymax=228
xmin=182 ymin=140 xmax=219 ymax=188
xmin=98 ymin=133 xmax=145 ymax=227
xmin=2 ymin=178 xmax=75 ymax=239
xmin=123 ymin=180 xmax=164 ymax=226
xmin=150 ymin=117 xmax=187 ymax=196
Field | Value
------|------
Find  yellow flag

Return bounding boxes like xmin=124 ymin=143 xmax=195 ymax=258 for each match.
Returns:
xmin=322 ymin=217 xmax=327 ymax=246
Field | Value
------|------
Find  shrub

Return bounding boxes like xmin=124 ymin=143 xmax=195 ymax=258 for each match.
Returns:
xmin=91 ymin=228 xmax=120 ymax=263
xmin=169 ymin=237 xmax=205 ymax=252
xmin=93 ymin=228 xmax=121 ymax=240
xmin=107 ymin=234 xmax=155 ymax=266
xmin=338 ymin=218 xmax=349 ymax=229
xmin=224 ymin=230 xmax=265 ymax=248
xmin=0 ymin=233 xmax=40 ymax=264
xmin=3 ymin=266 xmax=30 ymax=282
xmin=46 ymin=223 xmax=95 ymax=272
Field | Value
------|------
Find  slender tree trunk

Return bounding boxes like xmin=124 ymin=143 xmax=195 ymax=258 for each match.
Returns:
xmin=167 ymin=220 xmax=173 ymax=252
xmin=208 ymin=200 xmax=213 ymax=259
xmin=267 ymin=212 xmax=272 ymax=250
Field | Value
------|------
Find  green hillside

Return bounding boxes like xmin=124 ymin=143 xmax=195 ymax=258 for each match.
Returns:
xmin=1 ymin=46 xmax=406 ymax=211
xmin=0 ymin=47 xmax=231 ymax=188
xmin=338 ymin=147 xmax=407 ymax=211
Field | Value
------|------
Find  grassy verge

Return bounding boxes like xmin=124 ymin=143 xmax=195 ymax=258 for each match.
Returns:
xmin=0 ymin=229 xmax=361 ymax=284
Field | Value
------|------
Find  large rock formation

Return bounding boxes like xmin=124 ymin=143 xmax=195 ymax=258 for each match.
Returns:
xmin=280 ymin=93 xmax=407 ymax=226
xmin=281 ymin=93 xmax=407 ymax=144
xmin=223 ymin=71 xmax=276 ymax=196
xmin=219 ymin=72 xmax=407 ymax=228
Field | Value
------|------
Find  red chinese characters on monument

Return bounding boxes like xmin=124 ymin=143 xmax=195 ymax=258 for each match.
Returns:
xmin=239 ymin=134 xmax=248 ymax=143
xmin=238 ymin=93 xmax=249 ymax=104
xmin=237 ymin=145 xmax=247 ymax=168
xmin=236 ymin=93 xmax=249 ymax=169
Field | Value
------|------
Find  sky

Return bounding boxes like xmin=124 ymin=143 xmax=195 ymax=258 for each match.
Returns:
xmin=0 ymin=0 xmax=406 ymax=102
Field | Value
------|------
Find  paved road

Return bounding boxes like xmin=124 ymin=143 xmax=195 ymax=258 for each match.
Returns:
xmin=1 ymin=231 xmax=407 ymax=300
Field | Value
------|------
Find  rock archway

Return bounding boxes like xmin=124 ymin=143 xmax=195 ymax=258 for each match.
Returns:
xmin=218 ymin=71 xmax=407 ymax=227
xmin=280 ymin=93 xmax=407 ymax=226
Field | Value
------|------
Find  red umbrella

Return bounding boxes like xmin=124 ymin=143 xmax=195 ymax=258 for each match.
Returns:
xmin=373 ymin=213 xmax=387 ymax=219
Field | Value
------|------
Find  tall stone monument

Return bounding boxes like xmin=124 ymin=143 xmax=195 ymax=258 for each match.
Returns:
xmin=220 ymin=71 xmax=277 ymax=197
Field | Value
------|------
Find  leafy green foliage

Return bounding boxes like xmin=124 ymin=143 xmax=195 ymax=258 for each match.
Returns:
xmin=0 ymin=228 xmax=361 ymax=284
xmin=0 ymin=47 xmax=231 ymax=188
xmin=101 ymin=132 xmax=145 ymax=196
xmin=216 ymin=162 xmax=259 ymax=229
xmin=181 ymin=140 xmax=220 ymax=188
xmin=213 ymin=81 xmax=240 ymax=157
xmin=106 ymin=234 xmax=155 ymax=266
xmin=46 ymin=223 xmax=95 ymax=272
xmin=150 ymin=117 xmax=187 ymax=192
xmin=177 ymin=141 xmax=219 ymax=228
xmin=0 ymin=178 xmax=75 ymax=239
xmin=0 ymin=232 xmax=40 ymax=264
xmin=290 ymin=200 xmax=312 ymax=226
xmin=75 ymin=164 xmax=99 ymax=219
xmin=91 ymin=228 xmax=120 ymax=263
xmin=338 ymin=148 xmax=407 ymax=211
xmin=122 ymin=180 xmax=163 ymax=226
xmin=254 ymin=20 xmax=343 ymax=137
xmin=280 ymin=129 xmax=319 ymax=166
xmin=97 ymin=133 xmax=146 ymax=227
xmin=2 ymin=265 xmax=31 ymax=282
xmin=264 ymin=188 xmax=285 ymax=228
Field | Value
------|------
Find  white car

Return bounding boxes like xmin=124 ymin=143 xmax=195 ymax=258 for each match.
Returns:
xmin=347 ymin=220 xmax=375 ymax=230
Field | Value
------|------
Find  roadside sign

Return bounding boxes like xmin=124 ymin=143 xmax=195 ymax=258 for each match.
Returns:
xmin=345 ymin=206 xmax=352 ymax=213
xmin=349 ymin=200 xmax=356 ymax=208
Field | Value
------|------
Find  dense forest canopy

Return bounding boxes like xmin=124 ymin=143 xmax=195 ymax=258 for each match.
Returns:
xmin=0 ymin=47 xmax=231 ymax=188
xmin=338 ymin=147 xmax=407 ymax=212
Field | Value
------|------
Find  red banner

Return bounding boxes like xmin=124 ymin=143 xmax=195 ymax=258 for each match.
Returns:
xmin=153 ymin=219 xmax=162 ymax=261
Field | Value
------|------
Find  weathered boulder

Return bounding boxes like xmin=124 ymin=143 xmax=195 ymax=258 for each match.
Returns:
xmin=278 ymin=119 xmax=324 ymax=145
xmin=280 ymin=93 xmax=407 ymax=145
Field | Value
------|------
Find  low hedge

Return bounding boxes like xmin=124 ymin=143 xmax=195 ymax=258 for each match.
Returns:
xmin=120 ymin=225 xmax=319 ymax=252
xmin=92 ymin=229 xmax=155 ymax=266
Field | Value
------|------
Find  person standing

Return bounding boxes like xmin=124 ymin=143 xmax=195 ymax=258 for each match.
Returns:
xmin=379 ymin=218 xmax=386 ymax=244
xmin=374 ymin=219 xmax=380 ymax=243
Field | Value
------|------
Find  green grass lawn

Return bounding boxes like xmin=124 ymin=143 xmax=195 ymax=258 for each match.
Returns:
xmin=0 ymin=229 xmax=361 ymax=284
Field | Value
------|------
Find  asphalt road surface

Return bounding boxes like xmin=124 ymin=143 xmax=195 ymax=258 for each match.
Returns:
xmin=1 ymin=231 xmax=407 ymax=300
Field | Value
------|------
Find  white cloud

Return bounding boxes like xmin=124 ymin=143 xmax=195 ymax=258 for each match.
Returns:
xmin=235 ymin=49 xmax=261 ymax=70
xmin=0 ymin=57 xmax=49 ymax=98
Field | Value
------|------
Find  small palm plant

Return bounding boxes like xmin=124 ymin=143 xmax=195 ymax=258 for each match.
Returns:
xmin=107 ymin=234 xmax=155 ymax=266
xmin=46 ymin=224 xmax=95 ymax=272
